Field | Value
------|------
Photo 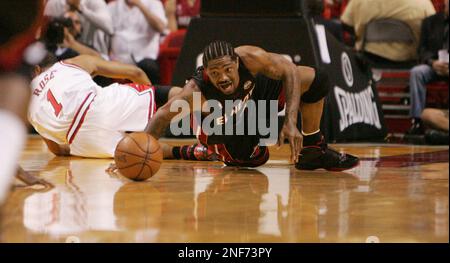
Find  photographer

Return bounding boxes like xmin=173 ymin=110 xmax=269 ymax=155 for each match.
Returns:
xmin=44 ymin=0 xmax=113 ymax=55
xmin=44 ymin=11 xmax=101 ymax=60
xmin=43 ymin=11 xmax=115 ymax=86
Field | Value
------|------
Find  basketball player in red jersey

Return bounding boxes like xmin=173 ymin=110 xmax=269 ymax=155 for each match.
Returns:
xmin=0 ymin=1 xmax=53 ymax=206
xmin=147 ymin=41 xmax=359 ymax=170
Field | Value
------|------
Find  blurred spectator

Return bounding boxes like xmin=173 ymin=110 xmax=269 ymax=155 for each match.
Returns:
xmin=407 ymin=0 xmax=449 ymax=135
xmin=44 ymin=0 xmax=113 ymax=55
xmin=40 ymin=10 xmax=117 ymax=86
xmin=43 ymin=11 xmax=101 ymax=60
xmin=422 ymin=108 xmax=449 ymax=132
xmin=340 ymin=0 xmax=436 ymax=63
xmin=164 ymin=0 xmax=200 ymax=32
xmin=307 ymin=0 xmax=344 ymax=42
xmin=108 ymin=0 xmax=168 ymax=84
xmin=422 ymin=108 xmax=449 ymax=144
xmin=432 ymin=0 xmax=447 ymax=12
xmin=326 ymin=0 xmax=347 ymax=19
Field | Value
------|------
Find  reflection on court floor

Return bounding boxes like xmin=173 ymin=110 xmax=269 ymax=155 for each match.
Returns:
xmin=0 ymin=137 xmax=448 ymax=242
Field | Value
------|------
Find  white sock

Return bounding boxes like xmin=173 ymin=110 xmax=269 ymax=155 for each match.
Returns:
xmin=0 ymin=110 xmax=26 ymax=204
xmin=301 ymin=129 xmax=320 ymax=136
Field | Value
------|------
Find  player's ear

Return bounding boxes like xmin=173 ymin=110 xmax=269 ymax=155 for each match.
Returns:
xmin=33 ymin=66 xmax=42 ymax=78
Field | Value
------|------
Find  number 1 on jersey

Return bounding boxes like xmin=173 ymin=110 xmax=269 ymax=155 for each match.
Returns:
xmin=47 ymin=89 xmax=62 ymax=117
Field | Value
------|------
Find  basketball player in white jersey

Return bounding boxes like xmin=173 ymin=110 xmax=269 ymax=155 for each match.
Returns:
xmin=29 ymin=54 xmax=182 ymax=158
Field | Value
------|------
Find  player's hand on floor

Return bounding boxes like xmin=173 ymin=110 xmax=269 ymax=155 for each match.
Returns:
xmin=278 ymin=122 xmax=303 ymax=164
xmin=15 ymin=168 xmax=54 ymax=191
xmin=106 ymin=163 xmax=118 ymax=174
xmin=28 ymin=178 xmax=55 ymax=191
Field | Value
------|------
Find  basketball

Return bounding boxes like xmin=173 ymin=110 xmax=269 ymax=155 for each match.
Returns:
xmin=114 ymin=132 xmax=163 ymax=181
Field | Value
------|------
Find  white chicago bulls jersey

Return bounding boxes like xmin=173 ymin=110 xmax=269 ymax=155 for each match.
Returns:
xmin=29 ymin=61 xmax=99 ymax=144
xmin=28 ymin=61 xmax=156 ymax=158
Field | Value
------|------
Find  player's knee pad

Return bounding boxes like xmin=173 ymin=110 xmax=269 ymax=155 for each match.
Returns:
xmin=301 ymin=67 xmax=330 ymax=103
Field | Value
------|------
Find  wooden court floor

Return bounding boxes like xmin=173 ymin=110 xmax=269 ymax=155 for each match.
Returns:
xmin=0 ymin=135 xmax=448 ymax=243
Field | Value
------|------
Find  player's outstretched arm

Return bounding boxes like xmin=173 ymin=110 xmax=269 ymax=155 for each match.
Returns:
xmin=235 ymin=46 xmax=301 ymax=122
xmin=236 ymin=46 xmax=302 ymax=163
xmin=65 ymin=55 xmax=151 ymax=84
xmin=16 ymin=166 xmax=54 ymax=190
xmin=145 ymin=80 xmax=198 ymax=139
xmin=62 ymin=28 xmax=101 ymax=58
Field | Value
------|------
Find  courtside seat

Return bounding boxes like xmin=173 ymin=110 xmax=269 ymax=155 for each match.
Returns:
xmin=376 ymin=70 xmax=411 ymax=134
xmin=360 ymin=19 xmax=421 ymax=134
xmin=378 ymin=73 xmax=448 ymax=134
xmin=158 ymin=29 xmax=187 ymax=85
xmin=361 ymin=18 xmax=418 ymax=70
xmin=363 ymin=52 xmax=417 ymax=70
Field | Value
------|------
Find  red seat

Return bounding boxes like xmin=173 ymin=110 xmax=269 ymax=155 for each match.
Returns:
xmin=431 ymin=0 xmax=446 ymax=12
xmin=375 ymin=69 xmax=411 ymax=133
xmin=158 ymin=29 xmax=187 ymax=85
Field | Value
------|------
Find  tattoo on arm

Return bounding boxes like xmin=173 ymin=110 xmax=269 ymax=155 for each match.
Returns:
xmin=261 ymin=53 xmax=300 ymax=123
xmin=238 ymin=46 xmax=301 ymax=125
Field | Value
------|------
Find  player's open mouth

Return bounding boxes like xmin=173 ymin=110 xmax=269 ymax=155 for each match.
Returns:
xmin=218 ymin=81 xmax=233 ymax=92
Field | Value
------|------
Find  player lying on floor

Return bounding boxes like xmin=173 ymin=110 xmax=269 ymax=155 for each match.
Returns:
xmin=29 ymin=54 xmax=200 ymax=159
xmin=146 ymin=41 xmax=359 ymax=171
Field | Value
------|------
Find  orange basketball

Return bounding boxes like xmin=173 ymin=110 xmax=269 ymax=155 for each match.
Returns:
xmin=114 ymin=132 xmax=163 ymax=181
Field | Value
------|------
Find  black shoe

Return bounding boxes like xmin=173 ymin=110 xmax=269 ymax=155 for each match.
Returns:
xmin=424 ymin=129 xmax=449 ymax=145
xmin=295 ymin=138 xmax=359 ymax=171
xmin=403 ymin=134 xmax=426 ymax=145
xmin=189 ymin=143 xmax=219 ymax=161
xmin=406 ymin=121 xmax=425 ymax=135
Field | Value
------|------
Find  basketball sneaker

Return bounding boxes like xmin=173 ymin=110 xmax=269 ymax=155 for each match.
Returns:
xmin=191 ymin=143 xmax=219 ymax=161
xmin=295 ymin=137 xmax=359 ymax=171
xmin=424 ymin=129 xmax=449 ymax=145
xmin=175 ymin=143 xmax=219 ymax=161
xmin=405 ymin=119 xmax=425 ymax=135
